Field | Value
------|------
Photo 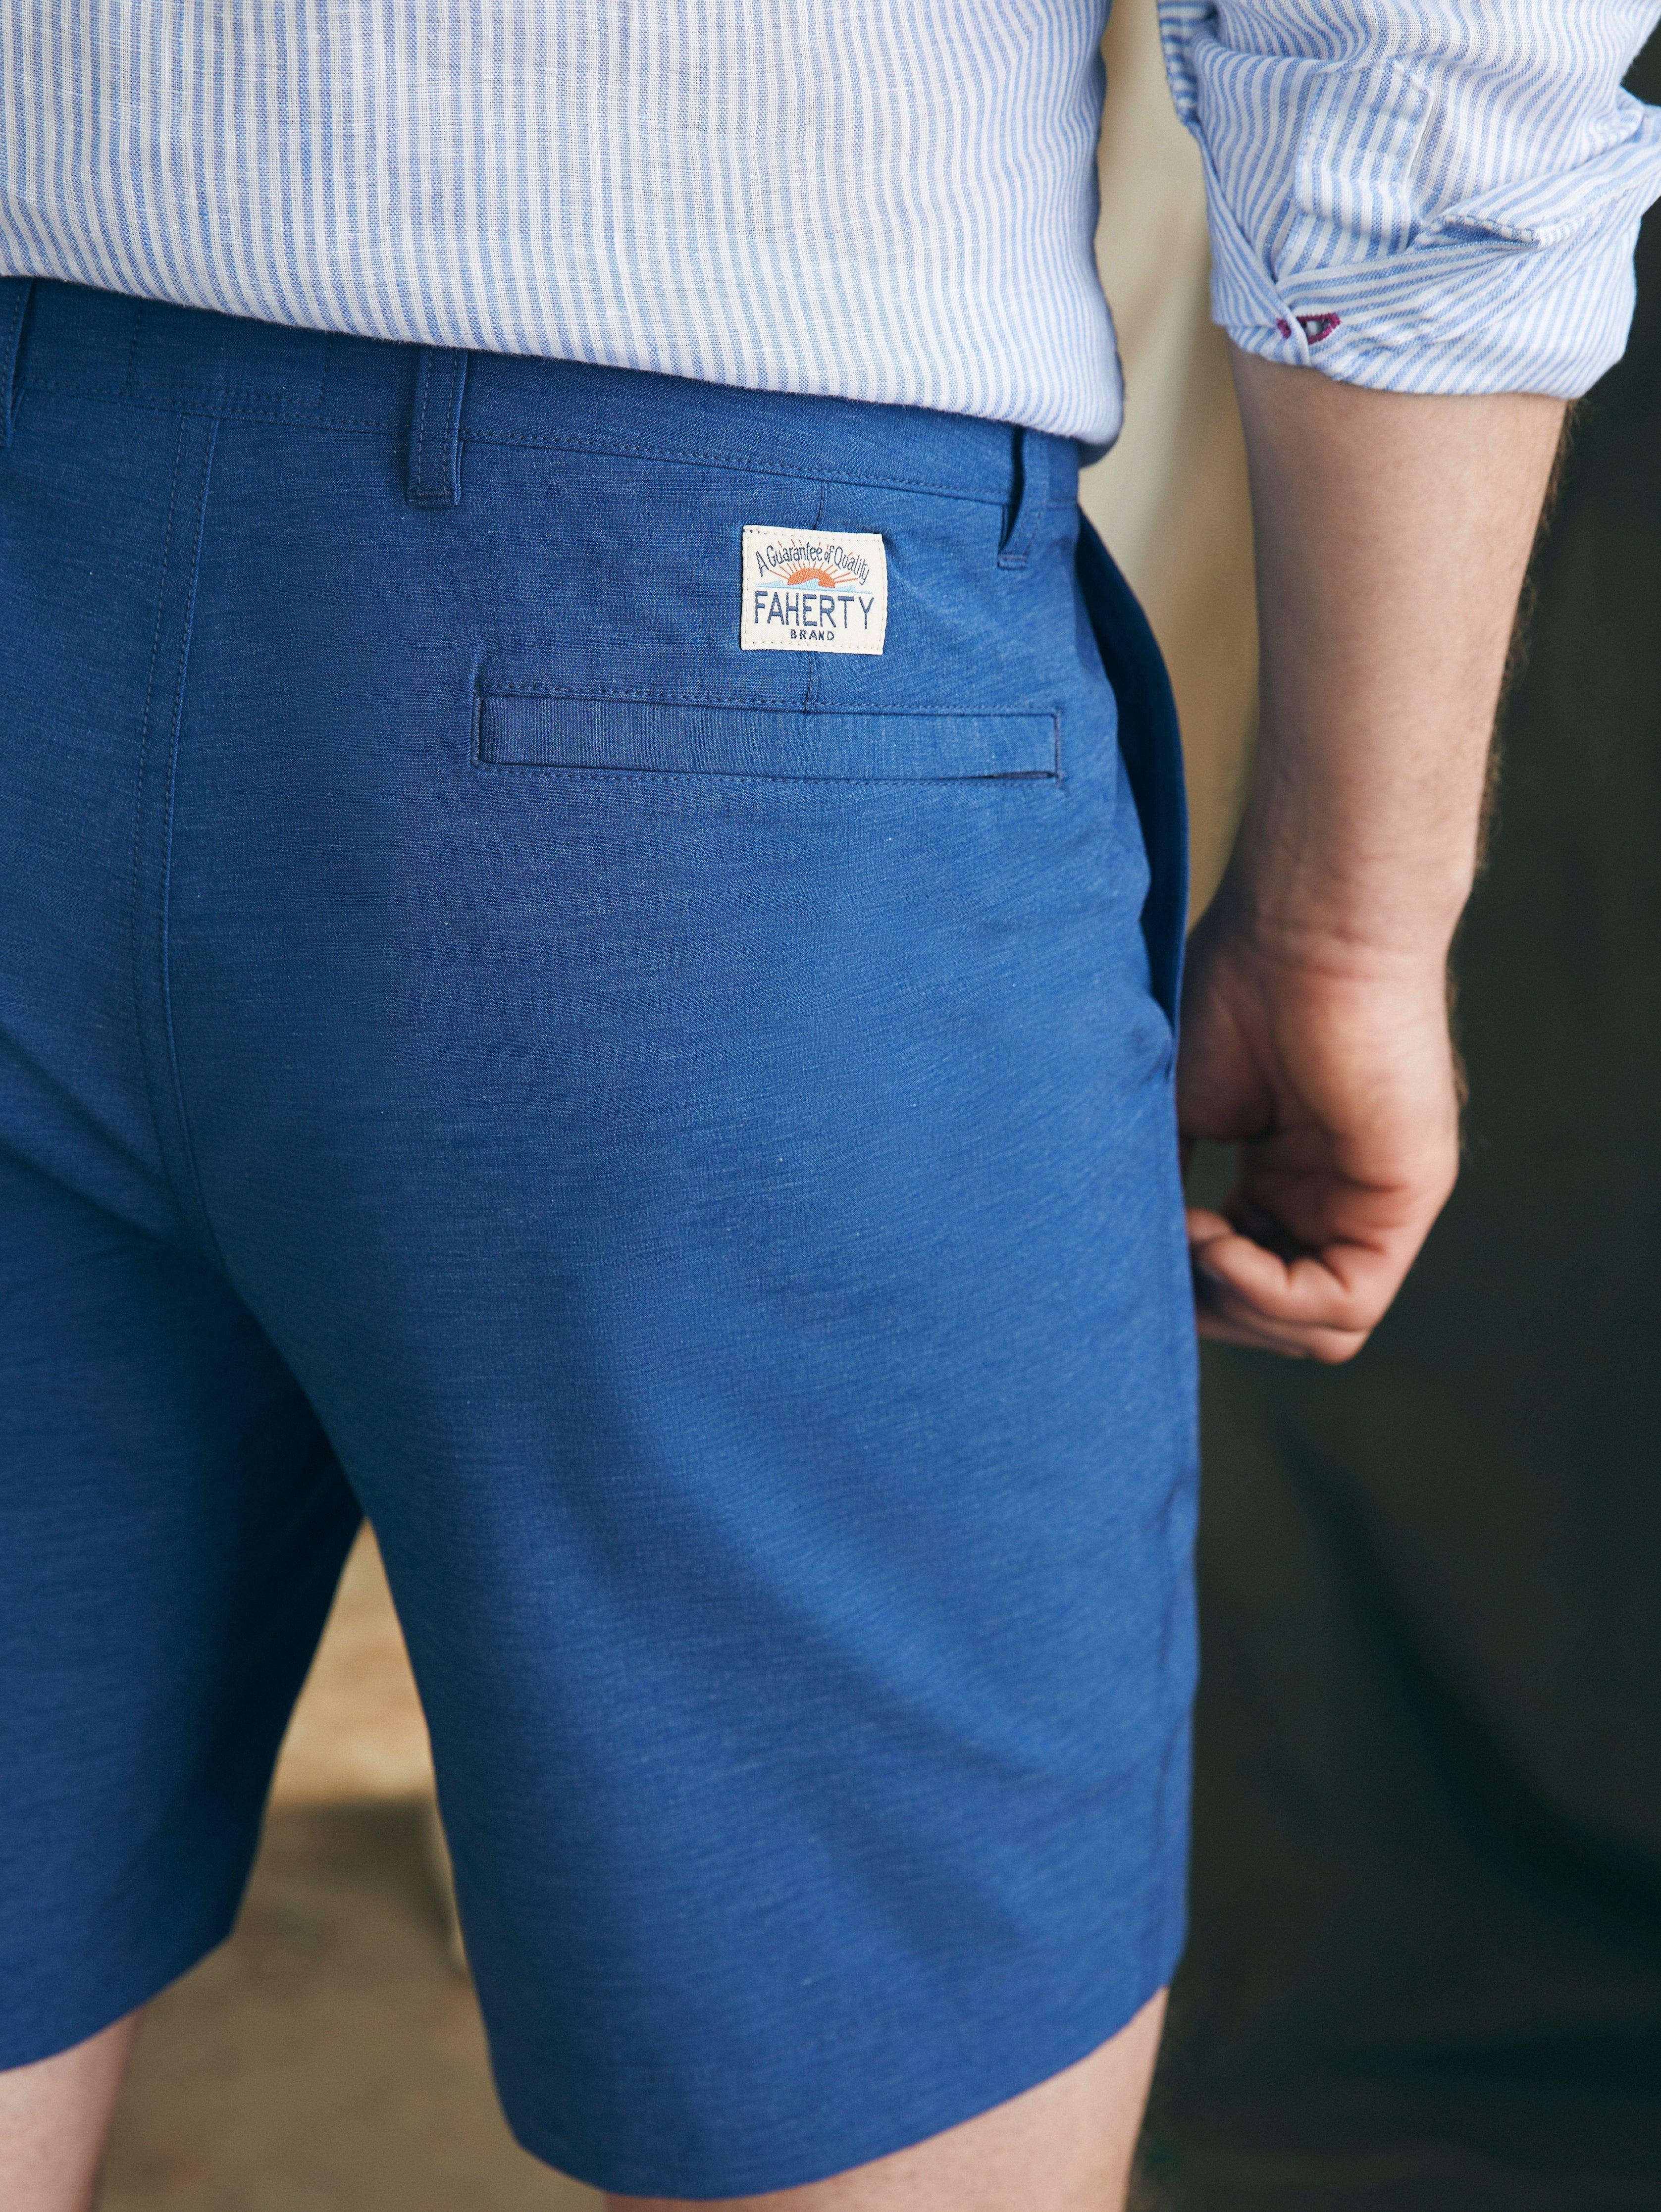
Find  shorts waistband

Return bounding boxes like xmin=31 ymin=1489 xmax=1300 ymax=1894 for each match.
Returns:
xmin=6 ymin=279 xmax=1079 ymax=511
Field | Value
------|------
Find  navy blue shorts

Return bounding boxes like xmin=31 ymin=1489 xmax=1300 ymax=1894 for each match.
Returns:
xmin=0 ymin=278 xmax=1197 ymax=2198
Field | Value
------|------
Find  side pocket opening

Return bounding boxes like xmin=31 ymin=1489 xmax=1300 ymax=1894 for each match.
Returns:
xmin=1076 ymin=519 xmax=1189 ymax=1027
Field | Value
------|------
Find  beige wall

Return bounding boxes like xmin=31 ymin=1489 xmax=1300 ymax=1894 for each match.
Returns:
xmin=1081 ymin=0 xmax=1256 ymax=915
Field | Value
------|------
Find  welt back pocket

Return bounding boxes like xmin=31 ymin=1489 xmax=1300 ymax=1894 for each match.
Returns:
xmin=474 ymin=690 xmax=1059 ymax=783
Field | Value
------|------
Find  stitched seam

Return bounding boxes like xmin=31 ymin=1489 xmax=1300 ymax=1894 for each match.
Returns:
xmin=36 ymin=373 xmax=359 ymax=406
xmin=469 ymin=695 xmax=1060 ymax=778
xmin=462 ymin=428 xmax=1009 ymax=504
xmin=128 ymin=419 xmax=190 ymax=1236
xmin=997 ymin=427 xmax=1026 ymax=565
xmin=13 ymin=379 xmax=1014 ymax=504
xmin=998 ymin=428 xmax=1048 ymax=569
xmin=21 ymin=379 xmax=402 ymax=430
xmin=446 ymin=352 xmax=466 ymax=498
xmin=419 ymin=352 xmax=436 ymax=488
xmin=412 ymin=349 xmax=433 ymax=495
xmin=471 ymin=762 xmax=1059 ymax=785
xmin=478 ymin=687 xmax=1057 ymax=720
xmin=446 ymin=351 xmax=465 ymax=497
xmin=409 ymin=348 xmax=466 ymax=501
xmin=158 ymin=421 xmax=228 ymax=1273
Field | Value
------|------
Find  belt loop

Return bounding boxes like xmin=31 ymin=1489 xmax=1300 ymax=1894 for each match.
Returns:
xmin=1 ymin=277 xmax=36 ymax=450
xmin=997 ymin=426 xmax=1050 ymax=570
xmin=406 ymin=345 xmax=469 ymax=506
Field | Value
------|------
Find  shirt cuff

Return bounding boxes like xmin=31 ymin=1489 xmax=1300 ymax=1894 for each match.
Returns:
xmin=1161 ymin=3 xmax=1661 ymax=398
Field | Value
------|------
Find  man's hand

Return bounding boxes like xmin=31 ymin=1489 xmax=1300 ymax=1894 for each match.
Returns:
xmin=1178 ymin=911 xmax=1458 ymax=1360
xmin=1184 ymin=349 xmax=1565 ymax=1359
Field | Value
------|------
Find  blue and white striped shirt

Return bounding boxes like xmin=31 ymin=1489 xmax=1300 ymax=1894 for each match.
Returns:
xmin=2 ymin=2 xmax=1659 ymax=448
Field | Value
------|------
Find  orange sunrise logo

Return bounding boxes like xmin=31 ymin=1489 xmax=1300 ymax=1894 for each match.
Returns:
xmin=752 ymin=534 xmax=872 ymax=593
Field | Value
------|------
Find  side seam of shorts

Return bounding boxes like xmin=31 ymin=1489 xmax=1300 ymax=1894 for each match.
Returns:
xmin=1079 ymin=512 xmax=1200 ymax=2011
xmin=1077 ymin=514 xmax=1190 ymax=1029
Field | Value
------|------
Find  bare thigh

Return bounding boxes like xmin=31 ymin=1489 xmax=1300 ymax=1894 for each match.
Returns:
xmin=610 ymin=1989 xmax=1167 ymax=2212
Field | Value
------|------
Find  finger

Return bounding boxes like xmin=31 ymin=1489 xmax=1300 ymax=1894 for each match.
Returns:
xmin=1194 ymin=1303 xmax=1311 ymax=1357
xmin=1194 ymin=1293 xmax=1370 ymax=1363
xmin=1186 ymin=1206 xmax=1235 ymax=1248
xmin=1191 ymin=1245 xmax=1372 ymax=1359
xmin=1194 ymin=1238 xmax=1406 ymax=1336
xmin=1187 ymin=1215 xmax=1413 ymax=1339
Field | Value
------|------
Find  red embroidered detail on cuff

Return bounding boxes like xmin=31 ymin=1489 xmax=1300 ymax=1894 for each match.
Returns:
xmin=1275 ymin=312 xmax=1342 ymax=346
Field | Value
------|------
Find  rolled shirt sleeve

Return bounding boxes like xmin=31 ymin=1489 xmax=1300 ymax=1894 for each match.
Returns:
xmin=1159 ymin=0 xmax=1661 ymax=394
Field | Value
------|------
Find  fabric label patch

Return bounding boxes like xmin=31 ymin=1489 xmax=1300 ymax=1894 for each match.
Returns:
xmin=740 ymin=527 xmax=887 ymax=654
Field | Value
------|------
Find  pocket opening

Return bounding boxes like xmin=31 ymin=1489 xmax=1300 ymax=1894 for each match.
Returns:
xmin=473 ymin=691 xmax=1060 ymax=783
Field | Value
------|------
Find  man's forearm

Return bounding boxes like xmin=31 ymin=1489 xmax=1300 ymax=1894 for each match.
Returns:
xmin=1222 ymin=349 xmax=1565 ymax=965
xmin=1178 ymin=357 xmax=1566 ymax=1360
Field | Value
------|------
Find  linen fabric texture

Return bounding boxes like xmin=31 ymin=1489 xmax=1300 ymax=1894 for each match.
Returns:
xmin=0 ymin=280 xmax=1197 ymax=2197
xmin=2 ymin=4 xmax=1660 ymax=452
